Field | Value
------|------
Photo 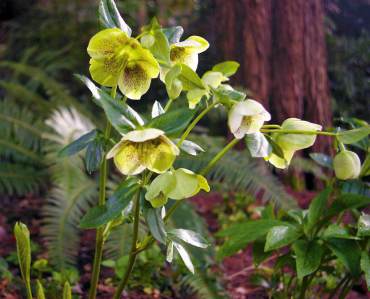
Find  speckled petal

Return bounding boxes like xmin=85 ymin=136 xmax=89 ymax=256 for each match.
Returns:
xmin=113 ymin=141 xmax=146 ymax=175
xmin=122 ymin=128 xmax=164 ymax=143
xmin=118 ymin=63 xmax=152 ymax=100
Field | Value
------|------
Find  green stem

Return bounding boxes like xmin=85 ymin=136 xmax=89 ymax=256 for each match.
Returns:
xmin=260 ymin=129 xmax=337 ymax=136
xmin=177 ymin=101 xmax=218 ymax=147
xmin=164 ymin=98 xmax=174 ymax=112
xmin=88 ymin=87 xmax=115 ymax=299
xmin=298 ymin=276 xmax=310 ymax=299
xmin=328 ymin=275 xmax=348 ymax=299
xmin=113 ymin=189 xmax=141 ymax=299
xmin=262 ymin=124 xmax=281 ymax=129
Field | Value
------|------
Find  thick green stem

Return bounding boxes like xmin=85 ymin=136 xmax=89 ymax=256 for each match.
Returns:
xmin=113 ymin=190 xmax=141 ymax=299
xmin=88 ymin=87 xmax=115 ymax=299
xmin=260 ymin=129 xmax=337 ymax=136
xmin=164 ymin=98 xmax=174 ymax=112
xmin=177 ymin=101 xmax=218 ymax=147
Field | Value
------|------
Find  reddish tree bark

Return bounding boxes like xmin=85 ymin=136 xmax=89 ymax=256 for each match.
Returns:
xmin=213 ymin=0 xmax=332 ymax=153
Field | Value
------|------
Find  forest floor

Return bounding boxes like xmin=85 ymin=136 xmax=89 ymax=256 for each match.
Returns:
xmin=0 ymin=190 xmax=369 ymax=299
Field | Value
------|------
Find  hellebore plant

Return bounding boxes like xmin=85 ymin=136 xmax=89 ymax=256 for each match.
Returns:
xmin=13 ymin=0 xmax=370 ymax=298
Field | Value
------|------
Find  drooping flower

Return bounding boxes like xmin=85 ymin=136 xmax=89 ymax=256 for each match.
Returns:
xmin=275 ymin=118 xmax=322 ymax=151
xmin=87 ymin=28 xmax=159 ymax=100
xmin=160 ymin=36 xmax=209 ymax=81
xmin=333 ymin=150 xmax=361 ymax=180
xmin=107 ymin=128 xmax=179 ymax=175
xmin=228 ymin=99 xmax=271 ymax=139
xmin=266 ymin=118 xmax=322 ymax=169
xmin=145 ymin=168 xmax=210 ymax=208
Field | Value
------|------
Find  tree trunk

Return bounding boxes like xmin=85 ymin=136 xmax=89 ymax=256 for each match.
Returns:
xmin=212 ymin=0 xmax=332 ymax=153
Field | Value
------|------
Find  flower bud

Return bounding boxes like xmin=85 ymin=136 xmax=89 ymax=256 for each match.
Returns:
xmin=333 ymin=150 xmax=361 ymax=180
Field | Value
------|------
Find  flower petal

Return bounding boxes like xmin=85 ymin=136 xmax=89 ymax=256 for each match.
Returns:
xmin=167 ymin=168 xmax=200 ymax=200
xmin=113 ymin=141 xmax=146 ymax=175
xmin=89 ymin=58 xmax=122 ymax=87
xmin=237 ymin=99 xmax=271 ymax=120
xmin=145 ymin=171 xmax=176 ymax=207
xmin=267 ymin=149 xmax=295 ymax=169
xmin=122 ymin=128 xmax=164 ymax=143
xmin=172 ymin=36 xmax=209 ymax=54
xmin=118 ymin=63 xmax=152 ymax=100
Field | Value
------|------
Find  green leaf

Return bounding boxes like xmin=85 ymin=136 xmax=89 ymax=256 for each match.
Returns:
xmin=306 ymin=187 xmax=331 ymax=232
xmin=77 ymin=75 xmax=144 ymax=134
xmin=264 ymin=225 xmax=300 ymax=252
xmin=165 ymin=64 xmax=183 ymax=99
xmin=357 ymin=214 xmax=370 ymax=237
xmin=149 ymin=30 xmax=170 ymax=64
xmin=322 ymin=224 xmax=360 ymax=240
xmin=361 ymin=251 xmax=370 ymax=290
xmin=212 ymin=61 xmax=240 ymax=77
xmin=144 ymin=205 xmax=167 ymax=244
xmin=309 ymin=153 xmax=333 ymax=169
xmin=166 ymin=241 xmax=174 ymax=262
xmin=85 ymin=138 xmax=104 ymax=173
xmin=173 ymin=241 xmax=194 ymax=273
xmin=151 ymin=101 xmax=164 ymax=118
xmin=216 ymin=219 xmax=285 ymax=259
xmin=326 ymin=193 xmax=370 ymax=218
xmin=58 ymin=129 xmax=97 ymax=157
xmin=146 ymin=108 xmax=194 ymax=136
xmin=162 ymin=26 xmax=184 ymax=44
xmin=169 ymin=228 xmax=209 ymax=248
xmin=252 ymin=240 xmax=272 ymax=266
xmin=337 ymin=126 xmax=370 ymax=144
xmin=214 ymin=84 xmax=246 ymax=103
xmin=62 ymin=281 xmax=72 ymax=299
xmin=178 ymin=64 xmax=206 ymax=90
xmin=14 ymin=222 xmax=32 ymax=299
xmin=327 ymin=238 xmax=361 ymax=276
xmin=36 ymin=280 xmax=46 ymax=299
xmin=99 ymin=0 xmax=132 ymax=36
xmin=246 ymin=132 xmax=272 ymax=158
xmin=360 ymin=153 xmax=370 ymax=177
xmin=80 ymin=178 xmax=140 ymax=228
xmin=292 ymin=240 xmax=323 ymax=280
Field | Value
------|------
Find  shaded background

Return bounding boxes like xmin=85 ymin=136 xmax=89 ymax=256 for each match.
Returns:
xmin=0 ymin=0 xmax=369 ymax=298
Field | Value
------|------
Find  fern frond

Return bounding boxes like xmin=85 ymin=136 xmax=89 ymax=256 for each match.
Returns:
xmin=180 ymin=273 xmax=225 ymax=299
xmin=0 ymin=62 xmax=94 ymax=120
xmin=290 ymin=157 xmax=329 ymax=181
xmin=175 ymin=136 xmax=296 ymax=209
xmin=0 ymin=163 xmax=46 ymax=196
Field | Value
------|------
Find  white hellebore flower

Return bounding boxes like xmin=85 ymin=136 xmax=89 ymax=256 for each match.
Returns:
xmin=228 ymin=99 xmax=271 ymax=139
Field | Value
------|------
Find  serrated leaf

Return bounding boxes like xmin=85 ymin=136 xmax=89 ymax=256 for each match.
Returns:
xmin=63 ymin=281 xmax=72 ymax=299
xmin=173 ymin=241 xmax=194 ymax=273
xmin=85 ymin=138 xmax=104 ymax=173
xmin=99 ymin=0 xmax=132 ymax=36
xmin=337 ymin=126 xmax=370 ymax=144
xmin=327 ymin=238 xmax=361 ymax=276
xmin=246 ymin=132 xmax=272 ymax=158
xmin=169 ymin=228 xmax=209 ymax=248
xmin=216 ymin=219 xmax=285 ymax=259
xmin=77 ymin=75 xmax=144 ymax=134
xmin=151 ymin=101 xmax=164 ymax=118
xmin=176 ymin=139 xmax=204 ymax=156
xmin=80 ymin=178 xmax=140 ymax=228
xmin=144 ymin=206 xmax=167 ymax=244
xmin=264 ymin=225 xmax=300 ymax=251
xmin=306 ymin=187 xmax=331 ymax=232
xmin=361 ymin=251 xmax=370 ymax=290
xmin=14 ymin=222 xmax=32 ymax=299
xmin=357 ymin=214 xmax=370 ymax=237
xmin=162 ymin=26 xmax=184 ymax=44
xmin=322 ymin=224 xmax=360 ymax=240
xmin=146 ymin=108 xmax=194 ymax=137
xmin=293 ymin=240 xmax=323 ymax=280
xmin=309 ymin=152 xmax=333 ymax=169
xmin=212 ymin=61 xmax=240 ymax=77
xmin=58 ymin=129 xmax=97 ymax=157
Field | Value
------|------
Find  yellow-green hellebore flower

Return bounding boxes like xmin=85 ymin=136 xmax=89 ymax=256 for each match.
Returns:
xmin=145 ymin=168 xmax=210 ymax=208
xmin=333 ymin=150 xmax=361 ymax=180
xmin=107 ymin=128 xmax=179 ymax=175
xmin=87 ymin=28 xmax=159 ymax=100
xmin=160 ymin=36 xmax=209 ymax=81
xmin=266 ymin=147 xmax=295 ymax=169
xmin=201 ymin=71 xmax=228 ymax=89
xmin=228 ymin=99 xmax=271 ymax=139
xmin=275 ymin=118 xmax=322 ymax=151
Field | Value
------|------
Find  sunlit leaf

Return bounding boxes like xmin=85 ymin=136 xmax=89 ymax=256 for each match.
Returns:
xmin=99 ymin=0 xmax=132 ymax=36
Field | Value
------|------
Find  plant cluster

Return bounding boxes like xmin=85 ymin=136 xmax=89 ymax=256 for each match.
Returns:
xmin=12 ymin=0 xmax=369 ymax=298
